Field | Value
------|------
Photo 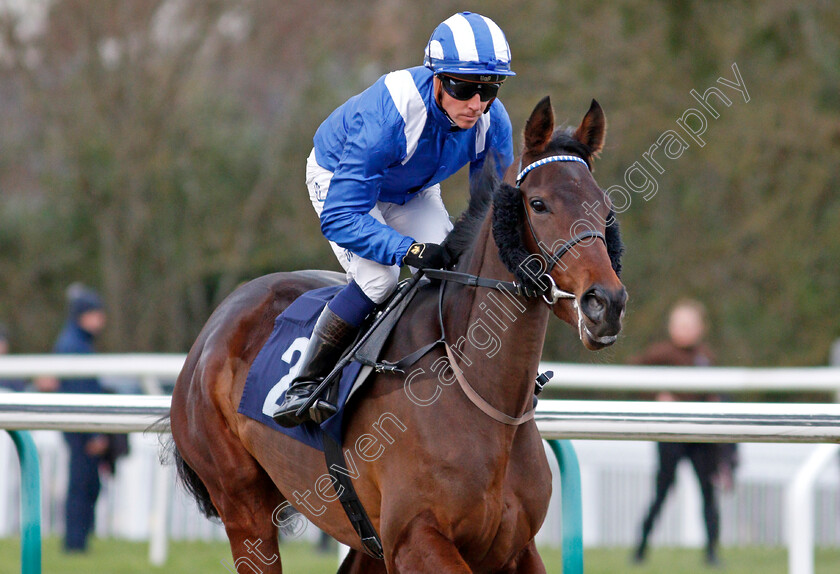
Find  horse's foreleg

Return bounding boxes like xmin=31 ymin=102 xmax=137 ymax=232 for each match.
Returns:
xmin=338 ymin=549 xmax=388 ymax=574
xmin=511 ymin=539 xmax=547 ymax=574
xmin=388 ymin=512 xmax=471 ymax=573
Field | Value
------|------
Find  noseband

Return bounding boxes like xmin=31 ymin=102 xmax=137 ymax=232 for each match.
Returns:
xmin=424 ymin=154 xmax=607 ymax=305
xmin=383 ymin=155 xmax=610 ymax=425
xmin=516 ymin=154 xmax=606 ymax=304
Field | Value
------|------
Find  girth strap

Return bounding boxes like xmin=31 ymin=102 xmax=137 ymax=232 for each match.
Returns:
xmin=444 ymin=343 xmax=535 ymax=426
xmin=322 ymin=433 xmax=384 ymax=560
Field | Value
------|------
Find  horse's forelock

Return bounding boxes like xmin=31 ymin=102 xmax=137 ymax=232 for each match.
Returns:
xmin=547 ymin=127 xmax=593 ymax=164
xmin=547 ymin=127 xmax=624 ymax=275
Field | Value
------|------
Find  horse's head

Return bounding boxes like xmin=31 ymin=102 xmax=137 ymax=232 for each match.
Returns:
xmin=498 ymin=97 xmax=627 ymax=350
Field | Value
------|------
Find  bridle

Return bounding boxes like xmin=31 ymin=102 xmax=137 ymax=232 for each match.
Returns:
xmin=423 ymin=153 xmax=607 ymax=306
xmin=377 ymin=153 xmax=610 ymax=427
xmin=516 ymin=154 xmax=606 ymax=304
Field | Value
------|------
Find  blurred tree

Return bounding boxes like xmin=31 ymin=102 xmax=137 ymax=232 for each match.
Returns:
xmin=0 ymin=0 xmax=837 ymax=368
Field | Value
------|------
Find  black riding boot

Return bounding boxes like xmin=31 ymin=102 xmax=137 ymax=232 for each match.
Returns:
xmin=272 ymin=306 xmax=358 ymax=428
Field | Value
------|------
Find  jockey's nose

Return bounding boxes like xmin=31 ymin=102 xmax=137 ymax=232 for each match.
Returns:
xmin=467 ymin=93 xmax=482 ymax=110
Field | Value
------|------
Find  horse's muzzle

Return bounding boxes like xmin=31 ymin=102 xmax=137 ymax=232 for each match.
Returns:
xmin=579 ymin=284 xmax=627 ymax=349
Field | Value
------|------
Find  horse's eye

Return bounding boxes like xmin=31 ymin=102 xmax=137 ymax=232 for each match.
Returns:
xmin=529 ymin=198 xmax=548 ymax=213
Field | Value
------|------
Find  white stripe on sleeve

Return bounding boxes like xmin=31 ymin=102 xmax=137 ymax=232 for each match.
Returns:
xmin=384 ymin=70 xmax=428 ymax=164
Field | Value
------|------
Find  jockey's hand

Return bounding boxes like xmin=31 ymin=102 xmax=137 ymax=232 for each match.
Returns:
xmin=402 ymin=242 xmax=447 ymax=269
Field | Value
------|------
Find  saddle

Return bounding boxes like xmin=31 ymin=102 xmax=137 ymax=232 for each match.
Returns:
xmin=237 ymin=276 xmax=422 ymax=450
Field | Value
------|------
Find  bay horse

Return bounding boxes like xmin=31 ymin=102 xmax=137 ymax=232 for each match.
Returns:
xmin=169 ymin=96 xmax=626 ymax=573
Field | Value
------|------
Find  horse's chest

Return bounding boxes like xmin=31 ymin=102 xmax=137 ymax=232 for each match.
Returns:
xmin=450 ymin=445 xmax=552 ymax=563
xmin=449 ymin=486 xmax=547 ymax=571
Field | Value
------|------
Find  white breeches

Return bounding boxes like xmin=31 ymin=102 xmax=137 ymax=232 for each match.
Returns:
xmin=306 ymin=149 xmax=454 ymax=303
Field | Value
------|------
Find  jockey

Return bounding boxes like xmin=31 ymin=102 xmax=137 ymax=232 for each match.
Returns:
xmin=273 ymin=12 xmax=516 ymax=428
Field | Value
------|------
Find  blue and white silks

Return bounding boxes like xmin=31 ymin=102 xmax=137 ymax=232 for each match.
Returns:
xmin=313 ymin=66 xmax=514 ymax=267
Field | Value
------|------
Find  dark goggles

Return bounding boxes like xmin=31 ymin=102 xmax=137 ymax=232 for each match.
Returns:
xmin=439 ymin=74 xmax=503 ymax=102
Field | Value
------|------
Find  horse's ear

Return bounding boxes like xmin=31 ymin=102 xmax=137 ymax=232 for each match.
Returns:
xmin=573 ymin=99 xmax=606 ymax=157
xmin=523 ymin=96 xmax=554 ymax=154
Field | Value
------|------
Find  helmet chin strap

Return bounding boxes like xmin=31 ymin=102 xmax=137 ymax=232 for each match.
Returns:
xmin=433 ymin=77 xmax=459 ymax=130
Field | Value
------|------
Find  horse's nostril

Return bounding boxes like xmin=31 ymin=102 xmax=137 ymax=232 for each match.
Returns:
xmin=581 ymin=288 xmax=606 ymax=322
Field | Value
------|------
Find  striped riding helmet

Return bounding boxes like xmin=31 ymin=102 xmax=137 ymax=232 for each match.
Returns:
xmin=424 ymin=12 xmax=515 ymax=79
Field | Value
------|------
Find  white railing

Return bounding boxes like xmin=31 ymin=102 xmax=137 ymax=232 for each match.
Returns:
xmin=540 ymin=362 xmax=840 ymax=393
xmin=536 ymin=400 xmax=840 ymax=443
xmin=0 ymin=354 xmax=185 ymax=394
xmin=0 ymin=393 xmax=170 ymax=432
xmin=1 ymin=393 xmax=839 ymax=573
xmin=2 ymin=355 xmax=840 ymax=574
xmin=0 ymin=354 xmax=185 ymax=378
xmin=786 ymin=444 xmax=840 ymax=574
xmin=4 ymin=354 xmax=840 ymax=395
xmin=4 ymin=393 xmax=840 ymax=442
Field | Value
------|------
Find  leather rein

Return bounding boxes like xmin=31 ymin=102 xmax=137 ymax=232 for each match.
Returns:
xmin=426 ymin=154 xmax=606 ymax=305
xmin=404 ymin=154 xmax=605 ymax=426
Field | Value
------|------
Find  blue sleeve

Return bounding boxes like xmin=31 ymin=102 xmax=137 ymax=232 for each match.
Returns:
xmin=470 ymin=100 xmax=514 ymax=181
xmin=318 ymin=95 xmax=417 ymax=266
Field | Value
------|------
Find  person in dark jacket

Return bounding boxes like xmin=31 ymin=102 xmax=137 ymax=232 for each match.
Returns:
xmin=53 ymin=284 xmax=109 ymax=553
xmin=632 ymin=299 xmax=735 ymax=567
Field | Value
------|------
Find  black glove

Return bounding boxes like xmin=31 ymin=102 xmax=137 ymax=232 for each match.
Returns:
xmin=401 ymin=242 xmax=447 ymax=269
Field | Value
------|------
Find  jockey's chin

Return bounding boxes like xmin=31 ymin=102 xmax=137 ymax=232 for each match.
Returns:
xmin=437 ymin=87 xmax=490 ymax=129
xmin=454 ymin=113 xmax=483 ymax=129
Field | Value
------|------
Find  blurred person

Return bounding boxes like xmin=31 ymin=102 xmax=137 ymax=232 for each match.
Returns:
xmin=52 ymin=284 xmax=109 ymax=553
xmin=0 ymin=323 xmax=27 ymax=392
xmin=632 ymin=299 xmax=736 ymax=567
xmin=273 ymin=11 xmax=516 ymax=427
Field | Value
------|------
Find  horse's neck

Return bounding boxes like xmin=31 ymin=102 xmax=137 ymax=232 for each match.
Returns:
xmin=444 ymin=214 xmax=550 ymax=418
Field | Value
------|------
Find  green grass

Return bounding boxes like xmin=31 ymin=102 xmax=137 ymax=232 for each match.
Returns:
xmin=0 ymin=538 xmax=337 ymax=574
xmin=0 ymin=538 xmax=839 ymax=573
xmin=558 ymin=547 xmax=840 ymax=573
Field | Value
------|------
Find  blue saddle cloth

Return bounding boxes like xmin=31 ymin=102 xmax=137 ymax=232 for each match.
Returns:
xmin=237 ymin=285 xmax=363 ymax=451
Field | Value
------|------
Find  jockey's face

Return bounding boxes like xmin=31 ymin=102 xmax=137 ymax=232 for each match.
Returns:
xmin=435 ymin=77 xmax=491 ymax=129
